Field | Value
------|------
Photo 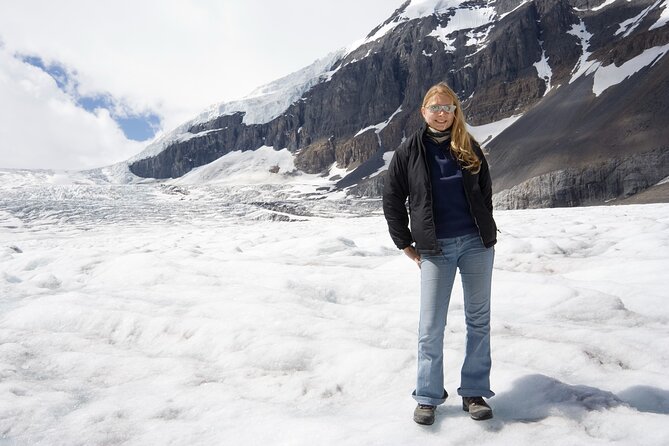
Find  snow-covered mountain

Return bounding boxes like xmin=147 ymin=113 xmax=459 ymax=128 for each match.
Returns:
xmin=124 ymin=0 xmax=668 ymax=208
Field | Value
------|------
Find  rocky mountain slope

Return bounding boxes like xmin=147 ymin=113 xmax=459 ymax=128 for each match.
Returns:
xmin=127 ymin=0 xmax=669 ymax=208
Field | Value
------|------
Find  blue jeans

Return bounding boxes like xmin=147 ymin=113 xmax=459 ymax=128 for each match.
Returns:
xmin=413 ymin=233 xmax=495 ymax=406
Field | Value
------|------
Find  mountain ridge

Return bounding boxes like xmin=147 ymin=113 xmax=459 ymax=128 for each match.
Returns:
xmin=126 ymin=0 xmax=669 ymax=208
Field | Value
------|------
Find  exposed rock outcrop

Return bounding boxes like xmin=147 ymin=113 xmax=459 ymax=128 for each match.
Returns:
xmin=493 ymin=148 xmax=669 ymax=209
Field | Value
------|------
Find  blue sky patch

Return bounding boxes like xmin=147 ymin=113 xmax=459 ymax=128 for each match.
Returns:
xmin=21 ymin=55 xmax=70 ymax=91
xmin=116 ymin=113 xmax=162 ymax=141
xmin=77 ymin=94 xmax=115 ymax=112
xmin=20 ymin=54 xmax=161 ymax=142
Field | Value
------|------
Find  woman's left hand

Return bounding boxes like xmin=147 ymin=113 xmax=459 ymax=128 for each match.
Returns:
xmin=403 ymin=246 xmax=421 ymax=268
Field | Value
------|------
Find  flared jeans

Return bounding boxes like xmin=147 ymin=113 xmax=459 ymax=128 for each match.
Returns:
xmin=413 ymin=233 xmax=495 ymax=406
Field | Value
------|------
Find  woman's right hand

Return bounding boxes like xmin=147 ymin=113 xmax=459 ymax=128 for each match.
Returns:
xmin=403 ymin=246 xmax=421 ymax=268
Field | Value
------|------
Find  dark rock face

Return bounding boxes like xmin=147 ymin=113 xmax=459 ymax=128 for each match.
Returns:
xmin=487 ymin=9 xmax=669 ymax=203
xmin=611 ymin=182 xmax=669 ymax=205
xmin=493 ymin=149 xmax=669 ymax=208
xmin=128 ymin=0 xmax=669 ymax=207
xmin=294 ymin=138 xmax=336 ymax=174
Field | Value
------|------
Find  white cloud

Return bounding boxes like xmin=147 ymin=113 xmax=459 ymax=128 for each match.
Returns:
xmin=0 ymin=0 xmax=399 ymax=170
xmin=0 ymin=47 xmax=144 ymax=170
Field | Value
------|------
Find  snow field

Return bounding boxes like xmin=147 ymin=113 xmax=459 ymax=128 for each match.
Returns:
xmin=1 ymin=189 xmax=668 ymax=445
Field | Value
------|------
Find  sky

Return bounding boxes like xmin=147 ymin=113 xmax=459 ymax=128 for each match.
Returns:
xmin=0 ymin=0 xmax=402 ymax=170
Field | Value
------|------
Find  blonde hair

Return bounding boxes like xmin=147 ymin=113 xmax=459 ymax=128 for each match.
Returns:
xmin=422 ymin=82 xmax=481 ymax=173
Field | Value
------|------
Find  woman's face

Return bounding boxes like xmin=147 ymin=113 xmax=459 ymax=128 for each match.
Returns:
xmin=421 ymin=93 xmax=455 ymax=132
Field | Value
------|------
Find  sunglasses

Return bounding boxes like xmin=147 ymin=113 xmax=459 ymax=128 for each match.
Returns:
xmin=425 ymin=104 xmax=456 ymax=113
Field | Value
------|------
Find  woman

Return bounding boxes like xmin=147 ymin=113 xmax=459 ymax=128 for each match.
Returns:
xmin=383 ymin=82 xmax=497 ymax=425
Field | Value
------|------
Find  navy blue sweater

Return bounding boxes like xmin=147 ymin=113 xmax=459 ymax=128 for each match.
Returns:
xmin=423 ymin=135 xmax=478 ymax=239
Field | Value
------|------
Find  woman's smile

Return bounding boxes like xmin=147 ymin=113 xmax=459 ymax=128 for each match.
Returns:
xmin=421 ymin=93 xmax=455 ymax=131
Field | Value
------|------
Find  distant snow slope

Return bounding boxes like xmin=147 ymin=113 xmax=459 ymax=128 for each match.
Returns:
xmin=127 ymin=51 xmax=345 ymax=164
xmin=348 ymin=0 xmax=500 ymax=55
xmin=1 ymin=179 xmax=668 ymax=445
xmin=567 ymin=3 xmax=669 ymax=96
xmin=469 ymin=115 xmax=523 ymax=146
xmin=592 ymin=43 xmax=669 ymax=96
xmin=170 ymin=145 xmax=342 ymax=189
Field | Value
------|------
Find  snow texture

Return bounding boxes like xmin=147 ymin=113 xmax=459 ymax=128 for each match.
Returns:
xmin=368 ymin=151 xmax=396 ymax=179
xmin=574 ymin=0 xmax=631 ymax=12
xmin=650 ymin=0 xmax=669 ymax=30
xmin=1 ymin=172 xmax=668 ymax=445
xmin=468 ymin=115 xmax=522 ymax=145
xmin=592 ymin=43 xmax=669 ymax=96
xmin=354 ymin=106 xmax=404 ymax=152
xmin=534 ymin=42 xmax=553 ymax=94
xmin=566 ymin=16 xmax=669 ymax=96
xmin=568 ymin=1 xmax=669 ymax=96
xmin=170 ymin=146 xmax=299 ymax=186
xmin=568 ymin=19 xmax=596 ymax=84
xmin=348 ymin=1 xmax=497 ymax=57
xmin=616 ymin=0 xmax=664 ymax=38
xmin=400 ymin=0 xmax=473 ymax=21
xmin=426 ymin=3 xmax=496 ymax=52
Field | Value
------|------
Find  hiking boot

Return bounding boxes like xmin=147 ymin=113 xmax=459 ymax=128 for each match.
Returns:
xmin=462 ymin=397 xmax=493 ymax=420
xmin=413 ymin=404 xmax=436 ymax=425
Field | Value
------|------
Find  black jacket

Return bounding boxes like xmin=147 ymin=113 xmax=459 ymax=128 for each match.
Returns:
xmin=382 ymin=125 xmax=497 ymax=255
